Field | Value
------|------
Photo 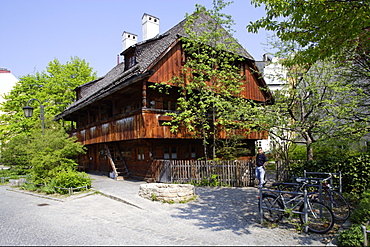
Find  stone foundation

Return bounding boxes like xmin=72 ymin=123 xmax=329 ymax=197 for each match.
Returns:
xmin=139 ymin=183 xmax=195 ymax=203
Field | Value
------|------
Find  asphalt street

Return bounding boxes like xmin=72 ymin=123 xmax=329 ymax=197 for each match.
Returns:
xmin=0 ymin=174 xmax=335 ymax=246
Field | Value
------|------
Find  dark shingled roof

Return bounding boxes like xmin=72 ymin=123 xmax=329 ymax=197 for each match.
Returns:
xmin=55 ymin=12 xmax=255 ymax=120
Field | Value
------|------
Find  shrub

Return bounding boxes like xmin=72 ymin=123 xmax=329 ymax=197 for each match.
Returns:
xmin=337 ymin=224 xmax=365 ymax=247
xmin=284 ymin=154 xmax=370 ymax=197
xmin=3 ymin=124 xmax=89 ymax=195
xmin=53 ymin=169 xmax=91 ymax=194
xmin=350 ymin=190 xmax=370 ymax=225
xmin=337 ymin=190 xmax=370 ymax=247
xmin=287 ymin=144 xmax=306 ymax=160
xmin=335 ymin=155 xmax=370 ymax=196
xmin=20 ymin=182 xmax=38 ymax=192
xmin=28 ymin=128 xmax=86 ymax=185
xmin=193 ymin=174 xmax=222 ymax=187
xmin=40 ymin=183 xmax=57 ymax=195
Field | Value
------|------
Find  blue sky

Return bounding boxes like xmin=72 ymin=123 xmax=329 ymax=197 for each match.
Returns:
xmin=1 ymin=0 xmax=270 ymax=78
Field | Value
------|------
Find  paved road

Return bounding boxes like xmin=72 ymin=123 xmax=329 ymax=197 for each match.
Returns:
xmin=0 ymin=175 xmax=335 ymax=246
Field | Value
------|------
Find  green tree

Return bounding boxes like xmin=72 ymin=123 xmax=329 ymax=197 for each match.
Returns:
xmin=160 ymin=0 xmax=257 ymax=159
xmin=246 ymin=0 xmax=370 ymax=67
xmin=0 ymin=56 xmax=97 ymax=142
xmin=247 ymin=0 xmax=370 ymax=126
xmin=258 ymin=58 xmax=368 ymax=160
xmin=0 ymin=132 xmax=31 ymax=173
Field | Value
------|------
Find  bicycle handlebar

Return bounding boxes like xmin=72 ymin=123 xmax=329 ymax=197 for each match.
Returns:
xmin=295 ymin=173 xmax=333 ymax=184
xmin=320 ymin=173 xmax=332 ymax=183
xmin=295 ymin=177 xmax=318 ymax=184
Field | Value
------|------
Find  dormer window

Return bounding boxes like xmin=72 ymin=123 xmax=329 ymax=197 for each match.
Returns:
xmin=128 ymin=55 xmax=136 ymax=68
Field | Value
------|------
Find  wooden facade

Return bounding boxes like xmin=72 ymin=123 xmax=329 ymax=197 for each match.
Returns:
xmin=57 ymin=12 xmax=272 ymax=181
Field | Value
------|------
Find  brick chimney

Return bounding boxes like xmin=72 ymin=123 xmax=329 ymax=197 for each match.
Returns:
xmin=142 ymin=13 xmax=159 ymax=41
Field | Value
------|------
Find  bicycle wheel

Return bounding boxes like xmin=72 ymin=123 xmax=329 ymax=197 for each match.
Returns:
xmin=280 ymin=184 xmax=299 ymax=192
xmin=299 ymin=201 xmax=334 ymax=234
xmin=280 ymin=184 xmax=299 ymax=195
xmin=322 ymin=190 xmax=350 ymax=221
xmin=259 ymin=193 xmax=284 ymax=223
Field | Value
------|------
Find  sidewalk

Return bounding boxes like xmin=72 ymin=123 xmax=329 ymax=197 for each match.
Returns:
xmin=89 ymin=174 xmax=152 ymax=210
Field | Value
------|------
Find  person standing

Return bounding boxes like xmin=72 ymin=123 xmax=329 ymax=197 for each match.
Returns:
xmin=255 ymin=147 xmax=268 ymax=188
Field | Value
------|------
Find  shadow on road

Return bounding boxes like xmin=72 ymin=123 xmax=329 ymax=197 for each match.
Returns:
xmin=171 ymin=186 xmax=261 ymax=235
xmin=170 ymin=186 xmax=327 ymax=245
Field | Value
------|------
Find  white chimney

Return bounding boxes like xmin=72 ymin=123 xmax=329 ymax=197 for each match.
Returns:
xmin=122 ymin=31 xmax=138 ymax=52
xmin=142 ymin=13 xmax=159 ymax=41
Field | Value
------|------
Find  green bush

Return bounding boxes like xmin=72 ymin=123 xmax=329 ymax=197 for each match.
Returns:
xmin=337 ymin=224 xmax=366 ymax=247
xmin=335 ymin=155 xmax=370 ymax=196
xmin=337 ymin=190 xmax=370 ymax=247
xmin=40 ymin=183 xmax=57 ymax=195
xmin=350 ymin=190 xmax=370 ymax=225
xmin=284 ymin=154 xmax=370 ymax=197
xmin=2 ymin=124 xmax=89 ymax=195
xmin=27 ymin=127 xmax=86 ymax=185
xmin=313 ymin=139 xmax=362 ymax=162
xmin=53 ymin=169 xmax=91 ymax=194
xmin=287 ymin=144 xmax=306 ymax=160
xmin=193 ymin=174 xmax=222 ymax=187
xmin=20 ymin=182 xmax=38 ymax=192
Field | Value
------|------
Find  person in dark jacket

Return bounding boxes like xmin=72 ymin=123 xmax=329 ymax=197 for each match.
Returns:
xmin=255 ymin=147 xmax=268 ymax=188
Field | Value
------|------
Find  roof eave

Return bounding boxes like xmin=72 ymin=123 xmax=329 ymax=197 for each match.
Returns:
xmin=55 ymin=66 xmax=151 ymax=121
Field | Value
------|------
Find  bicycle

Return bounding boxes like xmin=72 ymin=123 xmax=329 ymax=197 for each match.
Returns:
xmin=259 ymin=178 xmax=335 ymax=234
xmin=280 ymin=173 xmax=350 ymax=221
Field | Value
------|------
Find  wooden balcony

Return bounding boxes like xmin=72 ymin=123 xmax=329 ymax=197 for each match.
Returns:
xmin=69 ymin=109 xmax=268 ymax=145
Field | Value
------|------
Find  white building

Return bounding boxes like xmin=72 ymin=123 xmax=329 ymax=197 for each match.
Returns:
xmin=255 ymin=55 xmax=288 ymax=152
xmin=0 ymin=68 xmax=19 ymax=114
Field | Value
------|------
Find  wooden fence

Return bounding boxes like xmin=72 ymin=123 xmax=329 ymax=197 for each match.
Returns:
xmin=155 ymin=159 xmax=256 ymax=187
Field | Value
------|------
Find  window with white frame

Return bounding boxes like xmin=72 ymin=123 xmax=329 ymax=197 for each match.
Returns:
xmin=137 ymin=149 xmax=145 ymax=160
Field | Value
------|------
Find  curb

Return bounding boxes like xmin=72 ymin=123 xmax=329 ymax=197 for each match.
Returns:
xmin=7 ymin=187 xmax=96 ymax=202
xmin=7 ymin=186 xmax=144 ymax=210
xmin=95 ymin=190 xmax=143 ymax=209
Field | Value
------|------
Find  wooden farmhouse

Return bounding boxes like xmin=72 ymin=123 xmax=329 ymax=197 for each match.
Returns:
xmin=55 ymin=12 xmax=273 ymax=182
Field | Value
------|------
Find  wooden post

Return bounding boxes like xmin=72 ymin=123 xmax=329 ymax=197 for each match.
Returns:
xmin=142 ymin=81 xmax=147 ymax=108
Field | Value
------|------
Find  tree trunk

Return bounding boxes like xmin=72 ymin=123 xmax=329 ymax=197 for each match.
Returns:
xmin=307 ymin=145 xmax=314 ymax=160
xmin=304 ymin=132 xmax=314 ymax=160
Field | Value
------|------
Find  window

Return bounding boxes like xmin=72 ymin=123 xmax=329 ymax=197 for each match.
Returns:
xmin=163 ymin=101 xmax=168 ymax=110
xmin=163 ymin=100 xmax=176 ymax=111
xmin=164 ymin=148 xmax=170 ymax=159
xmin=164 ymin=147 xmax=177 ymax=160
xmin=171 ymin=147 xmax=177 ymax=159
xmin=191 ymin=147 xmax=196 ymax=158
xmin=137 ymin=149 xmax=145 ymax=160
xmin=128 ymin=56 xmax=136 ymax=68
xmin=186 ymin=146 xmax=196 ymax=159
xmin=170 ymin=101 xmax=176 ymax=111
xmin=257 ymin=140 xmax=262 ymax=148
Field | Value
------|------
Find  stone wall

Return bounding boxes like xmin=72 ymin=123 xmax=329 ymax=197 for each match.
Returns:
xmin=8 ymin=178 xmax=27 ymax=187
xmin=139 ymin=183 xmax=195 ymax=203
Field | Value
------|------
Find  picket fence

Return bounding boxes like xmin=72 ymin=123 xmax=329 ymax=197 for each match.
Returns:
xmin=156 ymin=159 xmax=256 ymax=187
